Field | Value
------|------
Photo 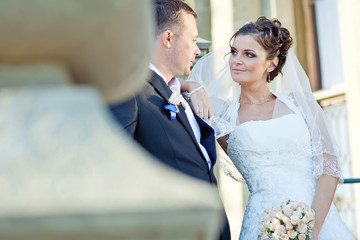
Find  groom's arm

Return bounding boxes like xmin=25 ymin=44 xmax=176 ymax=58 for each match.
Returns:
xmin=109 ymin=97 xmax=138 ymax=136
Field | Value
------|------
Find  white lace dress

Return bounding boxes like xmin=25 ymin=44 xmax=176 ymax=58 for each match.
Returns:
xmin=227 ymin=113 xmax=354 ymax=240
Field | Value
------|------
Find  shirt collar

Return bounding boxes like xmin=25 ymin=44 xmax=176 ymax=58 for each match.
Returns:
xmin=149 ymin=63 xmax=167 ymax=83
xmin=149 ymin=63 xmax=181 ymax=93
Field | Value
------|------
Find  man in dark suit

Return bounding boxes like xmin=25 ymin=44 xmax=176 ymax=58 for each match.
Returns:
xmin=109 ymin=1 xmax=230 ymax=239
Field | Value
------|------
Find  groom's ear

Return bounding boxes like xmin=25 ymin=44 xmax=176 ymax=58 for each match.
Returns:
xmin=160 ymin=30 xmax=174 ymax=49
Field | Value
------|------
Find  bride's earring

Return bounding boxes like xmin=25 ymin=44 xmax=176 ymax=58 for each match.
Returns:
xmin=267 ymin=72 xmax=270 ymax=82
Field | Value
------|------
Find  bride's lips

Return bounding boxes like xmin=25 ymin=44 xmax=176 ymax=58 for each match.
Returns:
xmin=232 ymin=68 xmax=245 ymax=73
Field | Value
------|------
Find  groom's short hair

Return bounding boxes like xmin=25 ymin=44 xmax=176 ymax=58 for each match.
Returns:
xmin=154 ymin=0 xmax=197 ymax=36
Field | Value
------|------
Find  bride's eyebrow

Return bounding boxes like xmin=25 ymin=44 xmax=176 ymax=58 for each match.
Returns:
xmin=244 ymin=48 xmax=256 ymax=53
xmin=230 ymin=46 xmax=256 ymax=53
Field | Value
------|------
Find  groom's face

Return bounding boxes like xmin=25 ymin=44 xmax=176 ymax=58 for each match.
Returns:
xmin=171 ymin=11 xmax=201 ymax=76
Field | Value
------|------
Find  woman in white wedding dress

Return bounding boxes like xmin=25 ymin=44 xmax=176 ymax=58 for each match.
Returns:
xmin=182 ymin=17 xmax=354 ymax=240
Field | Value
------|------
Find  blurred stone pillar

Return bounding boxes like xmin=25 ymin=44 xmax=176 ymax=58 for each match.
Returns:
xmin=209 ymin=0 xmax=233 ymax=49
xmin=0 ymin=1 xmax=224 ymax=239
xmin=193 ymin=0 xmax=212 ymax=42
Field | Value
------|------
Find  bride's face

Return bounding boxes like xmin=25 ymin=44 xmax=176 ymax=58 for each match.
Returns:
xmin=229 ymin=35 xmax=273 ymax=86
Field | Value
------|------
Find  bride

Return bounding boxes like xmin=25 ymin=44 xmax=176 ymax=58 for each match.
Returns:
xmin=181 ymin=17 xmax=354 ymax=240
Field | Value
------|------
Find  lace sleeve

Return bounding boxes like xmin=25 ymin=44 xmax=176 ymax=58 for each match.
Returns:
xmin=307 ymin=95 xmax=342 ymax=180
xmin=271 ymin=48 xmax=343 ymax=183
xmin=205 ymin=99 xmax=238 ymax=139
xmin=279 ymin=91 xmax=343 ymax=181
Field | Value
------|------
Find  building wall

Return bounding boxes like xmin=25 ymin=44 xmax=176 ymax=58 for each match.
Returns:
xmin=337 ymin=0 xmax=360 ymax=238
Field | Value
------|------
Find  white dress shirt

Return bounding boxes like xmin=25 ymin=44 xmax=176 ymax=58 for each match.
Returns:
xmin=149 ymin=64 xmax=212 ymax=170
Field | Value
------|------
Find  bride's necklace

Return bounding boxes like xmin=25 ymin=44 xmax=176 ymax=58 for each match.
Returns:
xmin=240 ymin=92 xmax=274 ymax=105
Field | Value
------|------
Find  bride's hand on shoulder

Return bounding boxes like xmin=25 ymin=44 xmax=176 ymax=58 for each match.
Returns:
xmin=190 ymin=87 xmax=213 ymax=119
xmin=180 ymin=80 xmax=214 ymax=119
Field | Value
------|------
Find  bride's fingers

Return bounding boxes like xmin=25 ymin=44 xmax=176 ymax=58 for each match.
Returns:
xmin=198 ymin=108 xmax=204 ymax=119
xmin=194 ymin=105 xmax=199 ymax=114
xmin=193 ymin=105 xmax=203 ymax=118
xmin=203 ymin=108 xmax=209 ymax=119
xmin=208 ymin=106 xmax=214 ymax=118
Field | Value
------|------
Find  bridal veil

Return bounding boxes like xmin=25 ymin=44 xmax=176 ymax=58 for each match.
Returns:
xmin=187 ymin=46 xmax=343 ymax=182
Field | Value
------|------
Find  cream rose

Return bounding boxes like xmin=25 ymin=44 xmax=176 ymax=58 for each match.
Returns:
xmin=289 ymin=202 xmax=298 ymax=210
xmin=277 ymin=225 xmax=286 ymax=234
xmin=298 ymin=202 xmax=308 ymax=210
xmin=168 ymin=92 xmax=182 ymax=105
xmin=290 ymin=214 xmax=300 ymax=225
xmin=303 ymin=213 xmax=315 ymax=223
xmin=272 ymin=217 xmax=281 ymax=230
xmin=281 ymin=233 xmax=290 ymax=240
xmin=268 ymin=223 xmax=275 ymax=231
xmin=276 ymin=211 xmax=285 ymax=220
xmin=293 ymin=210 xmax=302 ymax=219
xmin=287 ymin=230 xmax=297 ymax=239
xmin=282 ymin=215 xmax=291 ymax=224
xmin=296 ymin=221 xmax=308 ymax=234
xmin=285 ymin=223 xmax=293 ymax=230
xmin=298 ymin=233 xmax=306 ymax=240
xmin=283 ymin=205 xmax=294 ymax=217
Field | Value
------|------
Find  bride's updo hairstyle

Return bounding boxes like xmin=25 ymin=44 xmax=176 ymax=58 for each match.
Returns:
xmin=230 ymin=16 xmax=293 ymax=82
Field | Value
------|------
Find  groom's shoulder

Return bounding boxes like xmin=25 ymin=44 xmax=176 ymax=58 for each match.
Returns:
xmin=110 ymin=70 xmax=165 ymax=112
xmin=136 ymin=70 xmax=161 ymax=96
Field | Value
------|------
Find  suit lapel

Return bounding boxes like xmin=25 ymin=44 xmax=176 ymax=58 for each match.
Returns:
xmin=148 ymin=72 xmax=196 ymax=138
xmin=194 ymin=114 xmax=217 ymax=167
xmin=148 ymin=72 xmax=210 ymax=165
xmin=148 ymin=72 xmax=172 ymax=101
xmin=181 ymin=95 xmax=217 ymax=166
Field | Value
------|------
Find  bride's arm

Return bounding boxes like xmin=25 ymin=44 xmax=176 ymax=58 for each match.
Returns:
xmin=310 ymin=174 xmax=339 ymax=240
xmin=179 ymin=79 xmax=214 ymax=119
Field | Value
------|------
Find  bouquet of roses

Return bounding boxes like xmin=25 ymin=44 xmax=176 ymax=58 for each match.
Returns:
xmin=258 ymin=199 xmax=315 ymax=240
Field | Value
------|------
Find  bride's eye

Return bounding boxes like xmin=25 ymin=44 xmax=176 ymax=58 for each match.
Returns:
xmin=246 ymin=52 xmax=256 ymax=58
xmin=230 ymin=48 xmax=237 ymax=56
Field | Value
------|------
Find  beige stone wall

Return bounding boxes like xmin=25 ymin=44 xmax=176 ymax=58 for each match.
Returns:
xmin=273 ymin=0 xmax=298 ymax=51
xmin=233 ymin=0 xmax=262 ymax=31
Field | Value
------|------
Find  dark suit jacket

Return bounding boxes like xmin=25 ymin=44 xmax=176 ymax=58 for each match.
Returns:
xmin=109 ymin=71 xmax=231 ymax=239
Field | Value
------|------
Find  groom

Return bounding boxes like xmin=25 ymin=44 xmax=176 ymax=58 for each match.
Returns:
xmin=109 ymin=0 xmax=230 ymax=239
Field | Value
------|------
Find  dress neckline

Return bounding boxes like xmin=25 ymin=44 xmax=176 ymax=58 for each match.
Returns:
xmin=235 ymin=113 xmax=297 ymax=128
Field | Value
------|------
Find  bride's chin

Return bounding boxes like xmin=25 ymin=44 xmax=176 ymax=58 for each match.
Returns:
xmin=232 ymin=78 xmax=245 ymax=85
